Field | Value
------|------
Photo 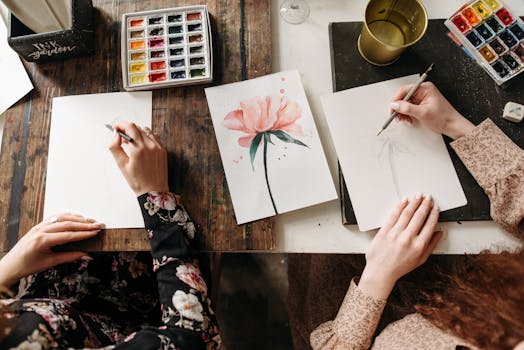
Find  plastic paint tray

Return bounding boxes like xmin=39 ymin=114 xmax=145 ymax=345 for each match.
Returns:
xmin=445 ymin=0 xmax=523 ymax=85
xmin=121 ymin=5 xmax=213 ymax=90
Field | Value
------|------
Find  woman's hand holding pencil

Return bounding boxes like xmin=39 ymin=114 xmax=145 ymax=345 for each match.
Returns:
xmin=390 ymin=81 xmax=475 ymax=140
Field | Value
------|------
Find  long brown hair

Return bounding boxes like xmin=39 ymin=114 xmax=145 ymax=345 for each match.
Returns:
xmin=393 ymin=250 xmax=524 ymax=350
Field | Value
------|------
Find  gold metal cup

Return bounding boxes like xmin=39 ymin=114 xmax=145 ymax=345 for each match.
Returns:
xmin=358 ymin=0 xmax=428 ymax=66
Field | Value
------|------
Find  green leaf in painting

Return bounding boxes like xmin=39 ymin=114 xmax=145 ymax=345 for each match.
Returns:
xmin=269 ymin=130 xmax=309 ymax=148
xmin=250 ymin=133 xmax=263 ymax=169
xmin=265 ymin=133 xmax=274 ymax=145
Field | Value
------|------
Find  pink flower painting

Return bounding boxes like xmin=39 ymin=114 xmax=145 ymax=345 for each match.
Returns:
xmin=223 ymin=95 xmax=308 ymax=214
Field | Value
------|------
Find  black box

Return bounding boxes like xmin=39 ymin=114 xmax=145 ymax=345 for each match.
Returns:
xmin=7 ymin=0 xmax=94 ymax=62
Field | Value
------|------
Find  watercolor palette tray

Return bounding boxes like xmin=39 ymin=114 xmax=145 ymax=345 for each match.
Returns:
xmin=121 ymin=5 xmax=213 ymax=91
xmin=445 ymin=0 xmax=524 ymax=85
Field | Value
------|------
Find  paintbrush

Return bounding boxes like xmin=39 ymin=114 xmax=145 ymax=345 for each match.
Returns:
xmin=376 ymin=63 xmax=435 ymax=137
xmin=105 ymin=124 xmax=133 ymax=142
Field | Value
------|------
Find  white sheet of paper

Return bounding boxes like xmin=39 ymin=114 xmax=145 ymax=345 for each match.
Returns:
xmin=321 ymin=75 xmax=467 ymax=231
xmin=44 ymin=92 xmax=152 ymax=228
xmin=205 ymin=70 xmax=337 ymax=224
xmin=0 ymin=19 xmax=33 ymax=116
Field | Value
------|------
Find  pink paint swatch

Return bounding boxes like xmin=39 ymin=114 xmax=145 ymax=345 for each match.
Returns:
xmin=149 ymin=38 xmax=165 ymax=48
xmin=187 ymin=12 xmax=201 ymax=21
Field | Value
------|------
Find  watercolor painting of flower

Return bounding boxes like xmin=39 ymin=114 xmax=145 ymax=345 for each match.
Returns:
xmin=222 ymin=95 xmax=308 ymax=214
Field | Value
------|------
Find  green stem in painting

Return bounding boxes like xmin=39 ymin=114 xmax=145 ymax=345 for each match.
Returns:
xmin=263 ymin=133 xmax=278 ymax=215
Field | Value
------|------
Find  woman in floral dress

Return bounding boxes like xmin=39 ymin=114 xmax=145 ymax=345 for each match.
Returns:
xmin=0 ymin=123 xmax=221 ymax=349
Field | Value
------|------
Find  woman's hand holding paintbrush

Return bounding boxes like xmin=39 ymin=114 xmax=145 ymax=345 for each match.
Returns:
xmin=389 ymin=81 xmax=475 ymax=140
xmin=108 ymin=122 xmax=169 ymax=196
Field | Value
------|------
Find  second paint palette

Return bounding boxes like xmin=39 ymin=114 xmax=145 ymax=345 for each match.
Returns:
xmin=121 ymin=5 xmax=213 ymax=90
xmin=445 ymin=0 xmax=523 ymax=85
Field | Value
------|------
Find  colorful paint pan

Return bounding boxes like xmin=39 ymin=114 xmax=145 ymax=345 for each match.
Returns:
xmin=190 ymin=68 xmax=206 ymax=77
xmin=187 ymin=13 xmax=201 ymax=21
xmin=452 ymin=14 xmax=471 ymax=33
xmin=122 ymin=5 xmax=213 ymax=90
xmin=130 ymin=40 xmax=145 ymax=50
xmin=171 ymin=70 xmax=186 ymax=79
xmin=482 ymin=0 xmax=502 ymax=11
xmin=462 ymin=7 xmax=482 ymax=26
xmin=170 ymin=58 xmax=185 ymax=68
xmin=149 ymin=72 xmax=167 ymax=82
xmin=131 ymin=74 xmax=147 ymax=84
xmin=188 ymin=23 xmax=202 ymax=32
xmin=485 ymin=16 xmax=504 ymax=33
xmin=499 ymin=29 xmax=518 ymax=48
xmin=190 ymin=57 xmax=205 ymax=65
xmin=509 ymin=21 xmax=524 ymax=41
xmin=168 ymin=14 xmax=183 ymax=22
xmin=130 ymin=19 xmax=145 ymax=27
xmin=476 ymin=22 xmax=495 ymax=40
xmin=130 ymin=30 xmax=144 ymax=38
xmin=149 ymin=38 xmax=165 ymax=48
xmin=472 ymin=1 xmax=491 ymax=18
xmin=515 ymin=43 xmax=524 ymax=61
xmin=129 ymin=62 xmax=146 ymax=73
xmin=501 ymin=52 xmax=521 ymax=70
xmin=189 ymin=46 xmax=204 ymax=54
xmin=149 ymin=27 xmax=164 ymax=36
xmin=169 ymin=48 xmax=184 ymax=56
xmin=148 ymin=16 xmax=163 ymax=25
xmin=150 ymin=50 xmax=165 ymax=58
xmin=489 ymin=37 xmax=508 ymax=54
xmin=130 ymin=52 xmax=146 ymax=61
xmin=150 ymin=61 xmax=167 ymax=70
xmin=466 ymin=30 xmax=484 ymax=47
xmin=491 ymin=60 xmax=510 ymax=77
xmin=479 ymin=45 xmax=498 ymax=62
xmin=169 ymin=36 xmax=184 ymax=45
xmin=445 ymin=0 xmax=524 ymax=85
xmin=495 ymin=8 xmax=514 ymax=26
xmin=189 ymin=34 xmax=203 ymax=43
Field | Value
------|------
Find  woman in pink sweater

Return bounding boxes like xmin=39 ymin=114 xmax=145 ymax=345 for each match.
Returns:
xmin=299 ymin=82 xmax=523 ymax=350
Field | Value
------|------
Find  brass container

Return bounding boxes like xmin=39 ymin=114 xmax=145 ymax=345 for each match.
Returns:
xmin=358 ymin=0 xmax=428 ymax=66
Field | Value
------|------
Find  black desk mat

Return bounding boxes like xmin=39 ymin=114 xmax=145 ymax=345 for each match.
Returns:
xmin=329 ymin=20 xmax=524 ymax=225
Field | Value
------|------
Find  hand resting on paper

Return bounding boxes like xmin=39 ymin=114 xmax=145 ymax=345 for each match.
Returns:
xmin=390 ymin=82 xmax=475 ymax=140
xmin=358 ymin=193 xmax=443 ymax=300
xmin=109 ymin=122 xmax=169 ymax=196
xmin=0 ymin=213 xmax=104 ymax=288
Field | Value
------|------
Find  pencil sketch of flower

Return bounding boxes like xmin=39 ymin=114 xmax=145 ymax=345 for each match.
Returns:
xmin=376 ymin=135 xmax=413 ymax=199
xmin=223 ymin=95 xmax=309 ymax=214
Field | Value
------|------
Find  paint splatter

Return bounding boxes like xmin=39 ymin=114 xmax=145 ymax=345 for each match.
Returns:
xmin=281 ymin=77 xmax=286 ymax=82
xmin=280 ymin=88 xmax=285 ymax=94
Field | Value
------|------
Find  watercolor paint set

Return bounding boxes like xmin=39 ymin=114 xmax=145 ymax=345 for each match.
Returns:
xmin=445 ymin=0 xmax=524 ymax=85
xmin=121 ymin=5 xmax=213 ymax=91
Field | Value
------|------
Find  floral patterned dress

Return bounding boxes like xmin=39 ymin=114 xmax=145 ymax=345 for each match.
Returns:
xmin=0 ymin=192 xmax=221 ymax=350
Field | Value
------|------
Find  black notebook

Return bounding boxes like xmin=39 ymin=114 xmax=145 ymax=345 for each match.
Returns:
xmin=328 ymin=20 xmax=524 ymax=225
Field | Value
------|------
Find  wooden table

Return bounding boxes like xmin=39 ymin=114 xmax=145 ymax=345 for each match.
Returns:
xmin=0 ymin=0 xmax=274 ymax=252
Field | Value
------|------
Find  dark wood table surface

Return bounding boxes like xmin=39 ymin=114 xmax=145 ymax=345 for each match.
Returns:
xmin=0 ymin=0 xmax=274 ymax=252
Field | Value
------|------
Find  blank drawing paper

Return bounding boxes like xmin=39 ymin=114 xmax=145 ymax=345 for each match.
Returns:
xmin=205 ymin=70 xmax=337 ymax=225
xmin=44 ymin=92 xmax=152 ymax=228
xmin=321 ymin=75 xmax=467 ymax=231
xmin=0 ymin=19 xmax=33 ymax=116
